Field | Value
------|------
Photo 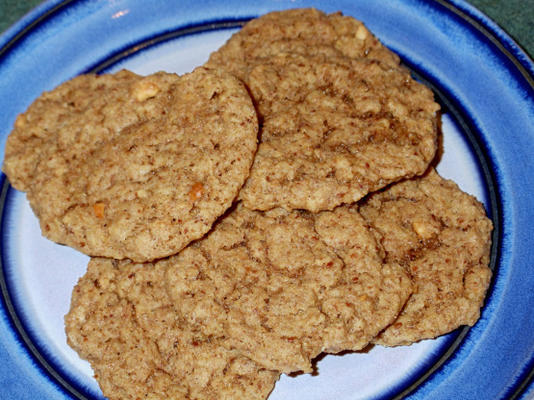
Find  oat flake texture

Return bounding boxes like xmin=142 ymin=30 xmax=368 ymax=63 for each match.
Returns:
xmin=65 ymin=258 xmax=279 ymax=400
xmin=207 ymin=8 xmax=440 ymax=212
xmin=165 ymin=203 xmax=412 ymax=373
xmin=3 ymin=67 xmax=258 ymax=262
xmin=360 ymin=169 xmax=493 ymax=346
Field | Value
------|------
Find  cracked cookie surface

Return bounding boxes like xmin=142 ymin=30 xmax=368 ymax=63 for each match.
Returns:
xmin=4 ymin=67 xmax=258 ymax=262
xmin=65 ymin=257 xmax=279 ymax=400
xmin=359 ymin=169 xmax=493 ymax=346
xmin=165 ymin=203 xmax=412 ymax=373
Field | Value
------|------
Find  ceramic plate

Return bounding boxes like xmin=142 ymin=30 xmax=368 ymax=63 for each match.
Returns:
xmin=0 ymin=1 xmax=533 ymax=399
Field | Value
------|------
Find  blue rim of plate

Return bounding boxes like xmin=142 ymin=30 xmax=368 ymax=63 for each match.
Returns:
xmin=0 ymin=0 xmax=532 ymax=399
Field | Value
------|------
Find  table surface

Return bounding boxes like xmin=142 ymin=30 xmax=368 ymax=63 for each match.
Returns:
xmin=0 ymin=0 xmax=533 ymax=58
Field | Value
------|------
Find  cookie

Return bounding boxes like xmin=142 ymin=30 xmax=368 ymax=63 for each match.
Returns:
xmin=207 ymin=9 xmax=440 ymax=212
xmin=65 ymin=258 xmax=279 ymax=400
xmin=165 ymin=203 xmax=412 ymax=373
xmin=238 ymin=53 xmax=439 ymax=211
xmin=207 ymin=8 xmax=400 ymax=82
xmin=4 ymin=69 xmax=150 ymax=191
xmin=359 ymin=169 xmax=493 ymax=346
xmin=4 ymin=67 xmax=258 ymax=262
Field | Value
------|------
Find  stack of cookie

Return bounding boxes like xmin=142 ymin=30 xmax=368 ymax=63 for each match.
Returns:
xmin=2 ymin=8 xmax=493 ymax=400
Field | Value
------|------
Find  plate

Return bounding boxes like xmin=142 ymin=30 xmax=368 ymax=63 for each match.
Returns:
xmin=0 ymin=1 xmax=533 ymax=399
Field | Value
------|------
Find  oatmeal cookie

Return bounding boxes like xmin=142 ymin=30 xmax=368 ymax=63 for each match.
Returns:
xmin=359 ymin=169 xmax=493 ymax=346
xmin=4 ymin=67 xmax=258 ymax=262
xmin=165 ymin=203 xmax=412 ymax=373
xmin=238 ymin=53 xmax=439 ymax=212
xmin=65 ymin=258 xmax=279 ymax=400
xmin=207 ymin=8 xmax=400 ymax=82
xmin=207 ymin=9 xmax=439 ymax=212
xmin=4 ymin=69 xmax=149 ymax=191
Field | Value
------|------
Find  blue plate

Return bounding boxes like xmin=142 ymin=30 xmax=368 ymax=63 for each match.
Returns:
xmin=0 ymin=1 xmax=533 ymax=399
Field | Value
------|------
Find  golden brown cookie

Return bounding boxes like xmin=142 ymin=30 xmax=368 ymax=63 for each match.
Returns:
xmin=65 ymin=258 xmax=279 ymax=400
xmin=207 ymin=9 xmax=440 ymax=212
xmin=359 ymin=169 xmax=493 ymax=346
xmin=4 ymin=69 xmax=150 ymax=191
xmin=4 ymin=67 xmax=258 ymax=262
xmin=238 ymin=53 xmax=439 ymax=212
xmin=165 ymin=203 xmax=412 ymax=373
xmin=207 ymin=8 xmax=400 ymax=82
